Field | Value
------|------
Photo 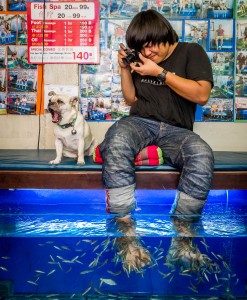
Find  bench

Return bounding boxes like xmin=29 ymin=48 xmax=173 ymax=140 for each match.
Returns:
xmin=0 ymin=150 xmax=247 ymax=190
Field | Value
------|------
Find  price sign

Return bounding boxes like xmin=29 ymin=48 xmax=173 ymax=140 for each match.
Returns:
xmin=27 ymin=0 xmax=100 ymax=64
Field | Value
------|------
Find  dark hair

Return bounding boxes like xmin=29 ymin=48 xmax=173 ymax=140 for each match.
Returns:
xmin=125 ymin=10 xmax=178 ymax=52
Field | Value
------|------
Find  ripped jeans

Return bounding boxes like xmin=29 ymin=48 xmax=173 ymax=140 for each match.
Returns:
xmin=99 ymin=116 xmax=214 ymax=215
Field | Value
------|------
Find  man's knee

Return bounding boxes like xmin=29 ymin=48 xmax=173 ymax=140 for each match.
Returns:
xmin=184 ymin=135 xmax=214 ymax=169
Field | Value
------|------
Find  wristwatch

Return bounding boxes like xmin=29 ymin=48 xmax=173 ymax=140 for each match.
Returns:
xmin=157 ymin=69 xmax=168 ymax=83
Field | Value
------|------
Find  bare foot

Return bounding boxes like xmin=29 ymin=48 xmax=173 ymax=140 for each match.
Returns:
xmin=114 ymin=216 xmax=152 ymax=274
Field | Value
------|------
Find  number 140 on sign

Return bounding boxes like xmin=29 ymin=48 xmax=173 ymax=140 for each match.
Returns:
xmin=72 ymin=51 xmax=92 ymax=60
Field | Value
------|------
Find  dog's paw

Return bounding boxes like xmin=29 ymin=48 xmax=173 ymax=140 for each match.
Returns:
xmin=77 ymin=159 xmax=85 ymax=165
xmin=49 ymin=159 xmax=61 ymax=164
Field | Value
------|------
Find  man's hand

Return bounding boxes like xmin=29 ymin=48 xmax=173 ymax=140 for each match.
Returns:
xmin=130 ymin=53 xmax=163 ymax=77
xmin=118 ymin=43 xmax=130 ymax=69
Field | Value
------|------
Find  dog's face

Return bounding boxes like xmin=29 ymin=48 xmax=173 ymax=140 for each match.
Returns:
xmin=47 ymin=91 xmax=79 ymax=123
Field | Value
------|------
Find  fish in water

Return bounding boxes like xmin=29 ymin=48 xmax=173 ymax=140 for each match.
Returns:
xmin=99 ymin=278 xmax=117 ymax=287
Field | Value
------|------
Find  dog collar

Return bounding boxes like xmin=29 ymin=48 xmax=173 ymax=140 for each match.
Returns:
xmin=58 ymin=116 xmax=77 ymax=129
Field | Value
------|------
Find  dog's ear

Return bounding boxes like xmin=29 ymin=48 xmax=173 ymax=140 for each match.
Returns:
xmin=70 ymin=96 xmax=79 ymax=108
xmin=48 ymin=91 xmax=56 ymax=96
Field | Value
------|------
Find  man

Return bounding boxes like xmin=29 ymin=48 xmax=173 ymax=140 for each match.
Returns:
xmin=215 ymin=24 xmax=224 ymax=50
xmin=99 ymin=9 xmax=214 ymax=271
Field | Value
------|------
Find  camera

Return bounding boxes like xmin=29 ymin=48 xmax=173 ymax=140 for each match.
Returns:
xmin=122 ymin=49 xmax=141 ymax=65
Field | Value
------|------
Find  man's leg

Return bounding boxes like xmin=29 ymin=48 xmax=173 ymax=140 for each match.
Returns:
xmin=99 ymin=116 xmax=159 ymax=214
xmin=172 ymin=133 xmax=214 ymax=215
xmin=100 ymin=116 xmax=160 ymax=273
xmin=157 ymin=123 xmax=214 ymax=216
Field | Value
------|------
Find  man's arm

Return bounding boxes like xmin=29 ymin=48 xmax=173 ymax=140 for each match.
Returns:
xmin=164 ymin=73 xmax=212 ymax=105
xmin=120 ymin=67 xmax=137 ymax=106
xmin=130 ymin=53 xmax=212 ymax=106
xmin=118 ymin=43 xmax=137 ymax=106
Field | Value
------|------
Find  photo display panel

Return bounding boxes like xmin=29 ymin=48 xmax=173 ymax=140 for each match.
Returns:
xmin=27 ymin=0 xmax=100 ymax=64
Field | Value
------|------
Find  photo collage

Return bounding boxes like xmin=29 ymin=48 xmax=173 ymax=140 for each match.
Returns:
xmin=80 ymin=0 xmax=247 ymax=122
xmin=0 ymin=0 xmax=246 ymax=121
xmin=0 ymin=0 xmax=39 ymax=116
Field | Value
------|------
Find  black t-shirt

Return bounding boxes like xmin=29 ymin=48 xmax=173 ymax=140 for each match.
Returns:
xmin=130 ymin=42 xmax=214 ymax=131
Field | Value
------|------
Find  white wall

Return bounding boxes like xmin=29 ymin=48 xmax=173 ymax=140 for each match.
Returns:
xmin=0 ymin=64 xmax=246 ymax=151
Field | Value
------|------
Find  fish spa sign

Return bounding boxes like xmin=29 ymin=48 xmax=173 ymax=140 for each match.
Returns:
xmin=27 ymin=0 xmax=100 ymax=64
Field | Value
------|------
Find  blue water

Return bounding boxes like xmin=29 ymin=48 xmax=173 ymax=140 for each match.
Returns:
xmin=0 ymin=189 xmax=246 ymax=299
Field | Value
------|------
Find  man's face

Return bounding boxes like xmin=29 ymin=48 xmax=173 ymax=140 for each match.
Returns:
xmin=140 ymin=42 xmax=169 ymax=64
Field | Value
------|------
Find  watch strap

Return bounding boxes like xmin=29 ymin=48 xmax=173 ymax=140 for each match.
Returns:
xmin=157 ymin=69 xmax=168 ymax=82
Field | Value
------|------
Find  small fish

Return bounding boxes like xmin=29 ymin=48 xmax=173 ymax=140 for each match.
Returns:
xmin=94 ymin=287 xmax=104 ymax=295
xmin=93 ymin=244 xmax=100 ymax=252
xmin=162 ymin=272 xmax=172 ymax=279
xmin=81 ymin=285 xmax=92 ymax=296
xmin=80 ymin=270 xmax=94 ymax=275
xmin=0 ymin=266 xmax=8 ymax=271
xmin=203 ymin=272 xmax=209 ymax=282
xmin=153 ymin=247 xmax=160 ymax=255
xmin=210 ymin=284 xmax=222 ymax=290
xmin=82 ymin=239 xmax=96 ymax=245
xmin=62 ymin=259 xmax=75 ymax=264
xmin=57 ymin=262 xmax=63 ymax=271
xmin=47 ymin=269 xmax=56 ymax=276
xmin=164 ymin=262 xmax=174 ymax=268
xmin=49 ymin=255 xmax=55 ymax=262
xmin=169 ymin=275 xmax=174 ymax=283
xmin=188 ymin=286 xmax=198 ymax=293
xmin=66 ymin=267 xmax=72 ymax=273
xmin=107 ymin=270 xmax=122 ymax=276
xmin=211 ymin=252 xmax=219 ymax=260
xmin=35 ymin=270 xmax=45 ymax=274
xmin=71 ymin=256 xmax=79 ymax=262
xmin=179 ymin=272 xmax=192 ymax=277
xmin=200 ymin=240 xmax=210 ymax=252
xmin=217 ymin=254 xmax=224 ymax=260
xmin=98 ymin=259 xmax=108 ymax=268
xmin=219 ymin=276 xmax=228 ymax=281
xmin=82 ymin=239 xmax=92 ymax=243
xmin=89 ymin=257 xmax=99 ymax=268
xmin=27 ymin=280 xmax=38 ymax=286
xmin=100 ymin=278 xmax=117 ymax=287
xmin=75 ymin=259 xmax=83 ymax=265
xmin=1 ymin=256 xmax=10 ymax=259
xmin=56 ymin=256 xmax=64 ymax=260
xmin=61 ymin=245 xmax=71 ymax=251
xmin=48 ymin=261 xmax=57 ymax=265
xmin=181 ymin=269 xmax=191 ymax=274
xmin=222 ymin=261 xmax=231 ymax=271
xmin=156 ymin=256 xmax=164 ymax=261
xmin=53 ymin=246 xmax=62 ymax=251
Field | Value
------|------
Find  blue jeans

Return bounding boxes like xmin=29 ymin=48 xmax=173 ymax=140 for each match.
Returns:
xmin=99 ymin=116 xmax=214 ymax=214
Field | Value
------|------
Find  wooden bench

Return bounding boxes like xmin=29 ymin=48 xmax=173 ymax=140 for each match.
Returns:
xmin=0 ymin=150 xmax=247 ymax=190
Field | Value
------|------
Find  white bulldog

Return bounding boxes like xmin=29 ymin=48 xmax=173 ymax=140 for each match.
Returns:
xmin=48 ymin=91 xmax=97 ymax=164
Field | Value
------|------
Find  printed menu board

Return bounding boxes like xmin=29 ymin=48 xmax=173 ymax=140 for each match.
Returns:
xmin=27 ymin=0 xmax=100 ymax=64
